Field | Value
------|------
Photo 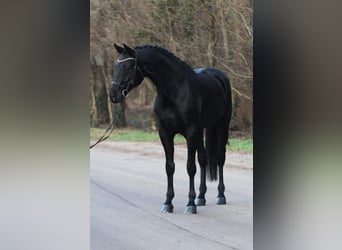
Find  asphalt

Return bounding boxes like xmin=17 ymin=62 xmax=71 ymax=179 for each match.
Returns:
xmin=90 ymin=144 xmax=253 ymax=250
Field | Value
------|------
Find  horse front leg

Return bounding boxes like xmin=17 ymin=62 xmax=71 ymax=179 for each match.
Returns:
xmin=184 ymin=135 xmax=198 ymax=214
xmin=159 ymin=126 xmax=175 ymax=213
xmin=195 ymin=134 xmax=207 ymax=206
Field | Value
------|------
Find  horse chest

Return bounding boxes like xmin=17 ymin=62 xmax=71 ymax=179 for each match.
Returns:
xmin=156 ymin=106 xmax=182 ymax=128
xmin=154 ymin=99 xmax=190 ymax=132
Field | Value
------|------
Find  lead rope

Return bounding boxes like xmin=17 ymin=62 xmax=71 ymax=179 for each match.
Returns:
xmin=90 ymin=109 xmax=119 ymax=149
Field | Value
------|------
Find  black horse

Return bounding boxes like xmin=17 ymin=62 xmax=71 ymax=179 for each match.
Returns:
xmin=110 ymin=44 xmax=232 ymax=214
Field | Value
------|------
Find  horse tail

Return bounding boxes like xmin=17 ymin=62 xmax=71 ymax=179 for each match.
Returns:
xmin=205 ymin=127 xmax=218 ymax=181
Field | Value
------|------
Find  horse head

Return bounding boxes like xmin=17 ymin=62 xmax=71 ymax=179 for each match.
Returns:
xmin=109 ymin=44 xmax=144 ymax=103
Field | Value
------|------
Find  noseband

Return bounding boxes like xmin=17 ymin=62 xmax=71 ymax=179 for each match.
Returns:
xmin=112 ymin=55 xmax=143 ymax=98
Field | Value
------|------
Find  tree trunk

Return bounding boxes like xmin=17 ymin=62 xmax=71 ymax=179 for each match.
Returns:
xmin=90 ymin=64 xmax=98 ymax=127
xmin=101 ymin=66 xmax=113 ymax=122
xmin=218 ymin=0 xmax=229 ymax=61
xmin=203 ymin=0 xmax=218 ymax=67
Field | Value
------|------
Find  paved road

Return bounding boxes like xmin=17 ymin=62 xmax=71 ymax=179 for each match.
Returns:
xmin=90 ymin=143 xmax=253 ymax=250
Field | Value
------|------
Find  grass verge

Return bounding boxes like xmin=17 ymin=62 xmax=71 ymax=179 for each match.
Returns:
xmin=90 ymin=128 xmax=253 ymax=153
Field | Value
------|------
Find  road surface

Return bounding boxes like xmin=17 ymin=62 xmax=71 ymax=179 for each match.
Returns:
xmin=90 ymin=142 xmax=253 ymax=250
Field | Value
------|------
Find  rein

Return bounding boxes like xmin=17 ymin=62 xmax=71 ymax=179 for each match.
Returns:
xmin=89 ymin=112 xmax=118 ymax=149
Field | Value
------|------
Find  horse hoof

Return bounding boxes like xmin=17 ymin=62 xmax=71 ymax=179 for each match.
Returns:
xmin=195 ymin=198 xmax=206 ymax=206
xmin=184 ymin=205 xmax=197 ymax=214
xmin=216 ymin=196 xmax=226 ymax=205
xmin=161 ymin=204 xmax=173 ymax=213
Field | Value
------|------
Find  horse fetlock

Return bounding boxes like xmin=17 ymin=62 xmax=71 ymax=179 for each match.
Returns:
xmin=166 ymin=190 xmax=174 ymax=200
xmin=199 ymin=185 xmax=207 ymax=194
xmin=218 ymin=183 xmax=225 ymax=193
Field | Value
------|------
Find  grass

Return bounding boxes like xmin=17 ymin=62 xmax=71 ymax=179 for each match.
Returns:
xmin=228 ymin=138 xmax=253 ymax=153
xmin=90 ymin=128 xmax=253 ymax=153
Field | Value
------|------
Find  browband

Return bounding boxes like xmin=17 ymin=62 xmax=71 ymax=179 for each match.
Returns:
xmin=117 ymin=57 xmax=135 ymax=63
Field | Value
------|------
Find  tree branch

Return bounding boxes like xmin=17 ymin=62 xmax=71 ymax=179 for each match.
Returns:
xmin=231 ymin=86 xmax=252 ymax=101
xmin=221 ymin=62 xmax=253 ymax=79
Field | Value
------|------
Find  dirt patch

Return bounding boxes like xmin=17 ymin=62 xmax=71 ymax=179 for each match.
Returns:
xmin=92 ymin=141 xmax=253 ymax=170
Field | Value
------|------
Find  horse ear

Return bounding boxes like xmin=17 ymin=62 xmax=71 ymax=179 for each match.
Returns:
xmin=114 ymin=43 xmax=124 ymax=54
xmin=123 ymin=44 xmax=136 ymax=57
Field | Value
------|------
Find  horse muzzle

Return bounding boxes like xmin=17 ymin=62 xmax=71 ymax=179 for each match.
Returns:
xmin=110 ymin=94 xmax=124 ymax=103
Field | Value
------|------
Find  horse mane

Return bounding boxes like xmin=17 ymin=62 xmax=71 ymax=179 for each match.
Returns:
xmin=135 ymin=45 xmax=193 ymax=71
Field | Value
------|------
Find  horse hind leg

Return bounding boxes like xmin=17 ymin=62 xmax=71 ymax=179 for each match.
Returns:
xmin=216 ymin=151 xmax=226 ymax=205
xmin=216 ymin=121 xmax=229 ymax=205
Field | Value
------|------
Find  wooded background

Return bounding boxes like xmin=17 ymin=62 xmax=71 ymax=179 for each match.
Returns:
xmin=90 ymin=0 xmax=253 ymax=135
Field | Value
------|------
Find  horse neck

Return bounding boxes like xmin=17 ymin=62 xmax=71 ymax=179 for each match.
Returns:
xmin=138 ymin=50 xmax=190 ymax=98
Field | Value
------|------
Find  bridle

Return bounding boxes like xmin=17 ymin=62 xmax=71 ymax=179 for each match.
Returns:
xmin=111 ymin=54 xmax=144 ymax=97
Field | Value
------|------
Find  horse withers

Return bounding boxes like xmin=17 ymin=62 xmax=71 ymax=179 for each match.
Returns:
xmin=109 ymin=44 xmax=232 ymax=214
